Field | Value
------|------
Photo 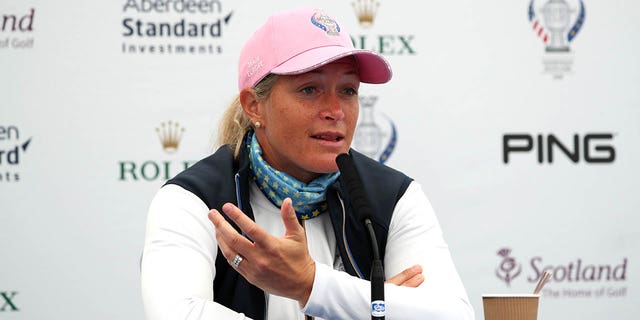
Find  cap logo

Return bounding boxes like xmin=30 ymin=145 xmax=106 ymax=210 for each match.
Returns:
xmin=310 ymin=11 xmax=340 ymax=36
xmin=245 ymin=56 xmax=264 ymax=80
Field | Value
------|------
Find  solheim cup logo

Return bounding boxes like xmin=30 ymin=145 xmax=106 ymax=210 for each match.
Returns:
xmin=528 ymin=0 xmax=585 ymax=78
xmin=496 ymin=248 xmax=522 ymax=286
xmin=529 ymin=0 xmax=585 ymax=52
xmin=311 ymin=11 xmax=341 ymax=36
xmin=353 ymin=96 xmax=397 ymax=164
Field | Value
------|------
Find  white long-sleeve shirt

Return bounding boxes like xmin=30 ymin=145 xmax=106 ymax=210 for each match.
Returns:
xmin=141 ymin=181 xmax=474 ymax=320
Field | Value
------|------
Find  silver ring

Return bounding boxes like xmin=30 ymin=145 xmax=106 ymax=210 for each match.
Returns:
xmin=232 ymin=254 xmax=244 ymax=268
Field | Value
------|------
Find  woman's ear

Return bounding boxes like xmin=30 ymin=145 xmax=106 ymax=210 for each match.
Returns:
xmin=239 ymin=88 xmax=262 ymax=125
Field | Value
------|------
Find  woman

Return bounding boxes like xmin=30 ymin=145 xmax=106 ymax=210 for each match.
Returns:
xmin=141 ymin=7 xmax=474 ymax=320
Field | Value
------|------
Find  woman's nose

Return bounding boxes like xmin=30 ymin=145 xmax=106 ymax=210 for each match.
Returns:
xmin=320 ymin=93 xmax=345 ymax=121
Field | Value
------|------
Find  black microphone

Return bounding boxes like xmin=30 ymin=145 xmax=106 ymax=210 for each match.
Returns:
xmin=336 ymin=153 xmax=385 ymax=320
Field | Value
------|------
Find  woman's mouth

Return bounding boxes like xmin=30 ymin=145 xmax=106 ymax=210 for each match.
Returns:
xmin=311 ymin=134 xmax=344 ymax=142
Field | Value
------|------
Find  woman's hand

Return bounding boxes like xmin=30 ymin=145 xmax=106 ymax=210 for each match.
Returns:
xmin=208 ymin=198 xmax=316 ymax=306
xmin=386 ymin=264 xmax=424 ymax=288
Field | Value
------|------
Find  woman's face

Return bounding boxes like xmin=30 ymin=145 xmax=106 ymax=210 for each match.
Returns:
xmin=254 ymin=57 xmax=360 ymax=183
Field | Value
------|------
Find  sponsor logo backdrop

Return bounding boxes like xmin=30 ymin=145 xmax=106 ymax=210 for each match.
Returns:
xmin=1 ymin=0 xmax=638 ymax=319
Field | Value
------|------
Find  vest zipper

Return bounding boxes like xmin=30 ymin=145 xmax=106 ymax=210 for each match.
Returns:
xmin=234 ymin=173 xmax=243 ymax=211
xmin=338 ymin=195 xmax=364 ymax=279
xmin=234 ymin=173 xmax=249 ymax=241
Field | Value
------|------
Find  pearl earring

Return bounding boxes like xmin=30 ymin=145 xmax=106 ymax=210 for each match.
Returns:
xmin=255 ymin=121 xmax=261 ymax=128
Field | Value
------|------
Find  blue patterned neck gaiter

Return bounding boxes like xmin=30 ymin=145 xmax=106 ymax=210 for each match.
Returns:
xmin=246 ymin=131 xmax=339 ymax=220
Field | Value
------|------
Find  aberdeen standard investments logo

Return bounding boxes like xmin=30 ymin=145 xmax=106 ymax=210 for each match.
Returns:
xmin=119 ymin=121 xmax=194 ymax=182
xmin=349 ymin=0 xmax=416 ymax=55
xmin=0 ymin=8 xmax=36 ymax=50
xmin=528 ymin=0 xmax=586 ymax=79
xmin=353 ymin=96 xmax=397 ymax=164
xmin=495 ymin=247 xmax=629 ymax=299
xmin=0 ymin=125 xmax=32 ymax=183
xmin=121 ymin=0 xmax=232 ymax=55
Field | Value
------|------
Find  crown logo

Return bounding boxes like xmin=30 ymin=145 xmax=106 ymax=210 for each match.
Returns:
xmin=352 ymin=0 xmax=380 ymax=28
xmin=155 ymin=121 xmax=185 ymax=154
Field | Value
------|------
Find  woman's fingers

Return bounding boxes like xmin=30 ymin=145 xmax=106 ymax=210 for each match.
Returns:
xmin=280 ymin=198 xmax=304 ymax=237
xmin=208 ymin=202 xmax=315 ymax=304
xmin=400 ymin=273 xmax=425 ymax=287
xmin=221 ymin=203 xmax=271 ymax=244
xmin=208 ymin=208 xmax=255 ymax=256
xmin=386 ymin=264 xmax=424 ymax=287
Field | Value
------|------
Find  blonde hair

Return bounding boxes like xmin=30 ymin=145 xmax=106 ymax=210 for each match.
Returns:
xmin=217 ymin=74 xmax=278 ymax=158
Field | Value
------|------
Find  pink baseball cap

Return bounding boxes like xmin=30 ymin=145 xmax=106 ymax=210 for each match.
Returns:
xmin=238 ymin=7 xmax=392 ymax=90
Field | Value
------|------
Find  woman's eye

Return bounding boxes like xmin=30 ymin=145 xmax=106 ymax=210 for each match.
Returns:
xmin=343 ymin=88 xmax=358 ymax=96
xmin=301 ymin=87 xmax=315 ymax=94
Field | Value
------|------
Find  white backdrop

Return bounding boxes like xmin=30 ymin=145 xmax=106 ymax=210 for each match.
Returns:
xmin=1 ymin=0 xmax=638 ymax=319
